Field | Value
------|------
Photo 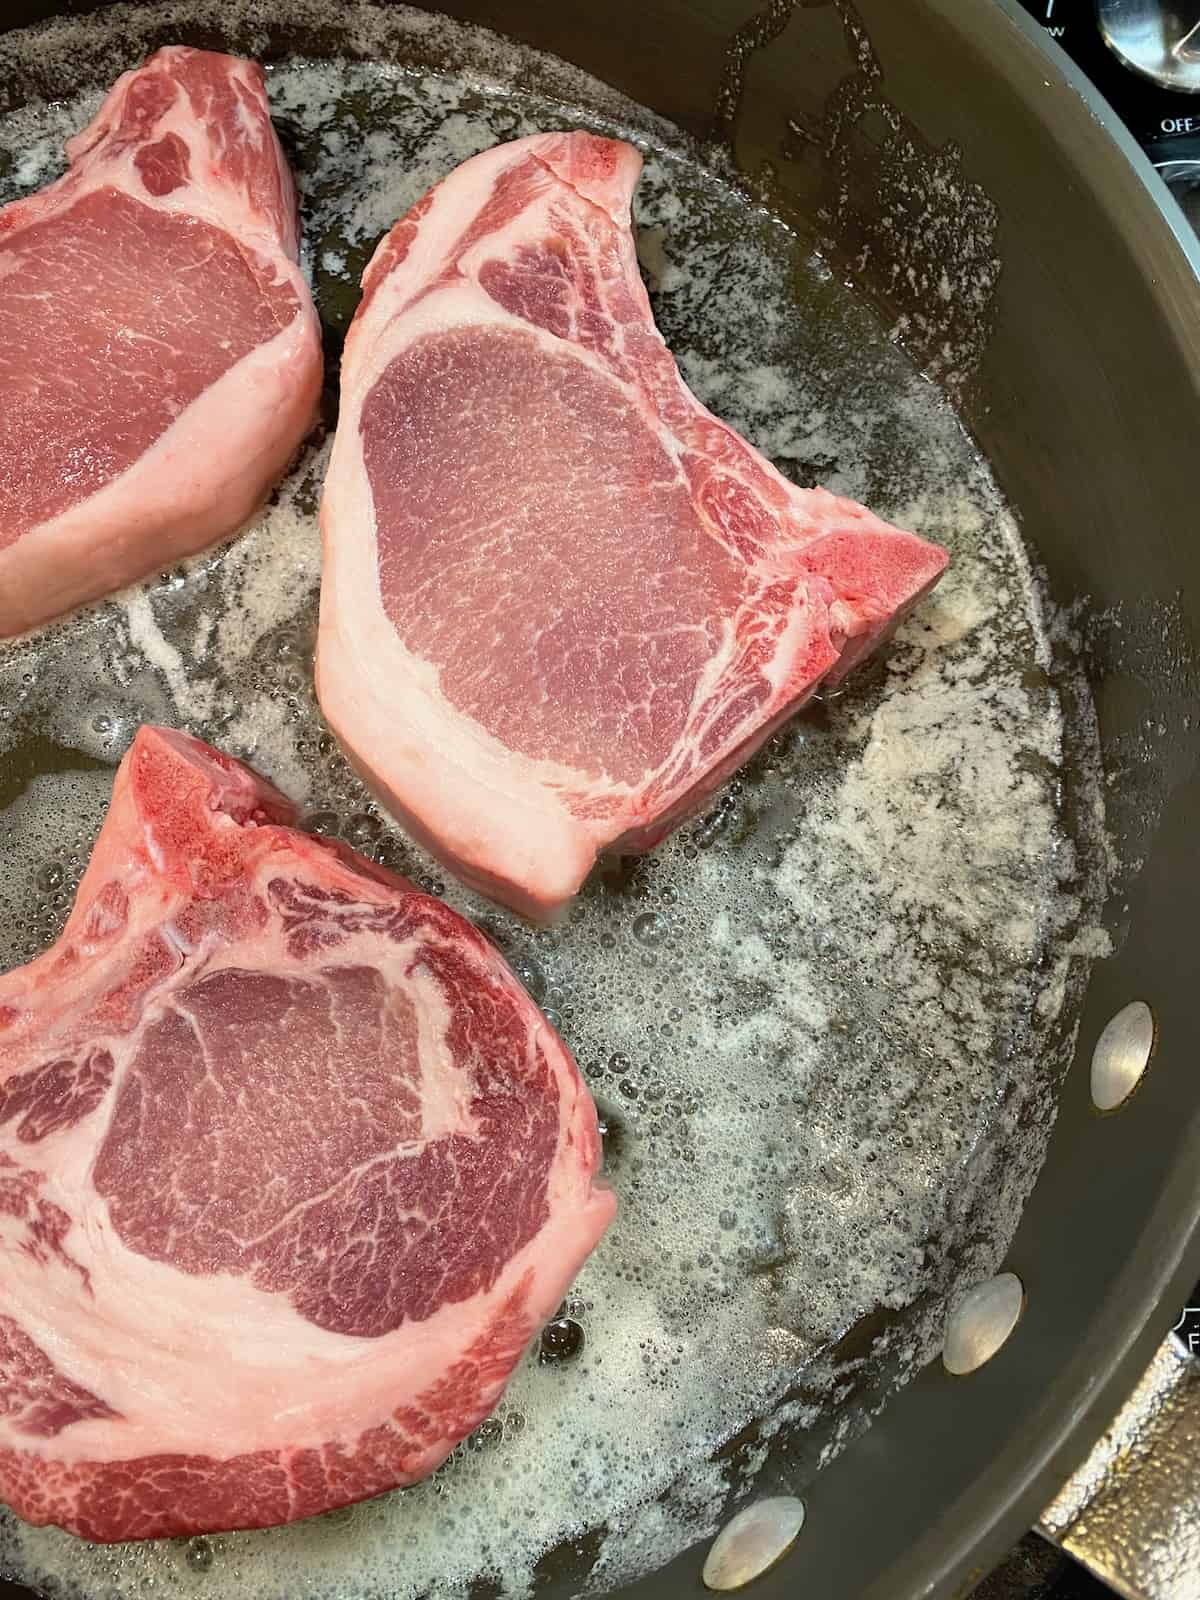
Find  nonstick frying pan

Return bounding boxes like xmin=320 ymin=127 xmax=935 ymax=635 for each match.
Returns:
xmin=0 ymin=2 xmax=1198 ymax=1598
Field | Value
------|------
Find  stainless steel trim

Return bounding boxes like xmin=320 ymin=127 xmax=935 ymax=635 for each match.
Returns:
xmin=1039 ymin=1337 xmax=1200 ymax=1600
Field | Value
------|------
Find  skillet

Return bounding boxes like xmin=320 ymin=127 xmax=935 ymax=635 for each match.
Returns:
xmin=0 ymin=2 xmax=1198 ymax=1597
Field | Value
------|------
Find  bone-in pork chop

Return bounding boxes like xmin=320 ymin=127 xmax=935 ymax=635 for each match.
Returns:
xmin=316 ymin=131 xmax=949 ymax=920
xmin=0 ymin=726 xmax=613 ymax=1541
xmin=0 ymin=47 xmax=322 ymax=636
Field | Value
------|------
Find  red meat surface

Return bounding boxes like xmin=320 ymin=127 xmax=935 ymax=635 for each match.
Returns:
xmin=318 ymin=131 xmax=948 ymax=919
xmin=0 ymin=727 xmax=612 ymax=1541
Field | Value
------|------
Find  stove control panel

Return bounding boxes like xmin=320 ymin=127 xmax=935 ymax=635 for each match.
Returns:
xmin=1017 ymin=0 xmax=1200 ymax=189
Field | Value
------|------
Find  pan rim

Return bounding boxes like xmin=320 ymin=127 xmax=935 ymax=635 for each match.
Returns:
xmin=811 ymin=2 xmax=1200 ymax=1594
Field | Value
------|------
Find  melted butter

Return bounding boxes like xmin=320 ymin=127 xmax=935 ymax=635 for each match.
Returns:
xmin=0 ymin=6 xmax=1108 ymax=1597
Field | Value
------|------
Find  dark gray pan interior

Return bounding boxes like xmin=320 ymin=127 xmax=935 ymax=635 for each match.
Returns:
xmin=0 ymin=3 xmax=1198 ymax=1598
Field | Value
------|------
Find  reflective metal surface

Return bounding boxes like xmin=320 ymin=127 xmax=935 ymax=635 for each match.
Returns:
xmin=1099 ymin=0 xmax=1200 ymax=91
xmin=943 ymin=1275 xmax=1027 ymax=1377
xmin=1040 ymin=1337 xmax=1200 ymax=1600
xmin=1090 ymin=999 xmax=1156 ymax=1111
xmin=702 ymin=1500 xmax=806 ymax=1592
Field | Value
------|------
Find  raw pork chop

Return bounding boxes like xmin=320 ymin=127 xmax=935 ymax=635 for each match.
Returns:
xmin=0 ymin=47 xmax=322 ymax=637
xmin=0 ymin=727 xmax=612 ymax=1542
xmin=317 ymin=131 xmax=949 ymax=921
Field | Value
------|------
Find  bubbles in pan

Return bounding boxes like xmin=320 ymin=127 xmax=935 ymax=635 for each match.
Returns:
xmin=0 ymin=4 xmax=1109 ymax=1598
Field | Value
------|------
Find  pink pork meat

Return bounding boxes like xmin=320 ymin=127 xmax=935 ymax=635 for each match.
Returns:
xmin=0 ymin=47 xmax=323 ymax=636
xmin=0 ymin=726 xmax=613 ymax=1541
xmin=317 ymin=131 xmax=949 ymax=921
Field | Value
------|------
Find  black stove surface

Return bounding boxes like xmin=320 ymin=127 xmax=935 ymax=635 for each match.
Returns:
xmin=1015 ymin=0 xmax=1200 ymax=167
xmin=976 ymin=1536 xmax=1116 ymax=1599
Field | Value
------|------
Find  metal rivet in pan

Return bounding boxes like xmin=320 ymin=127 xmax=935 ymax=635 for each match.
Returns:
xmin=1090 ymin=1000 xmax=1155 ymax=1112
xmin=942 ymin=1272 xmax=1025 ymax=1376
xmin=702 ymin=1497 xmax=806 ymax=1590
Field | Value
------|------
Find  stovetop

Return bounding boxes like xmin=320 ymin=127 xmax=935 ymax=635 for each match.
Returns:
xmin=979 ymin=1536 xmax=1116 ymax=1599
xmin=1015 ymin=0 xmax=1200 ymax=169
xmin=1014 ymin=0 xmax=1200 ymax=221
xmin=979 ymin=1278 xmax=1200 ymax=1600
